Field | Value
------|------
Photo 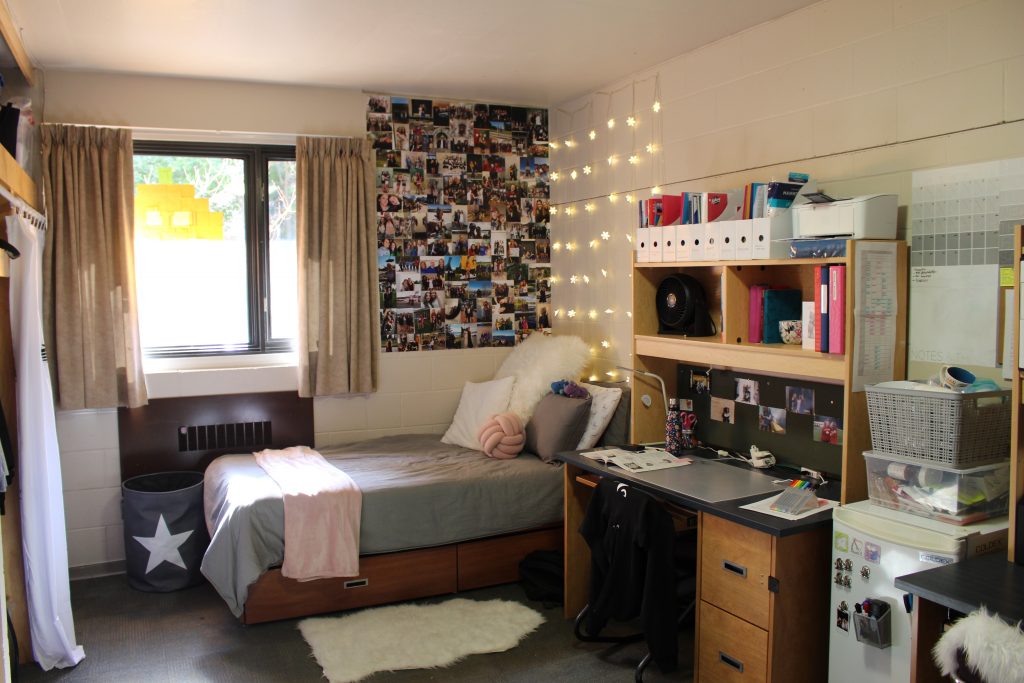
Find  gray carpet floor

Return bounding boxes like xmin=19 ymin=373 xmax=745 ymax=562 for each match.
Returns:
xmin=18 ymin=576 xmax=695 ymax=682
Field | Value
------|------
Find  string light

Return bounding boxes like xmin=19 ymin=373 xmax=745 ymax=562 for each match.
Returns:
xmin=554 ymin=309 xmax=563 ymax=317
xmin=604 ymin=308 xmax=614 ymax=314
xmin=569 ymin=275 xmax=578 ymax=284
xmin=601 ymin=268 xmax=608 ymax=277
xmin=605 ymin=370 xmax=617 ymax=377
xmin=625 ymin=194 xmax=634 ymax=203
xmin=626 ymin=311 xmax=633 ymax=318
xmin=564 ymin=139 xmax=575 ymax=148
xmin=601 ymin=340 xmax=610 ymax=348
xmin=589 ymin=310 xmax=597 ymax=319
xmin=550 ymin=141 xmax=560 ymax=150
xmin=551 ymin=206 xmax=558 ymax=215
xmin=589 ymin=374 xmax=598 ymax=382
xmin=600 ymin=231 xmax=610 ymax=240
xmin=628 ymin=155 xmax=639 ymax=165
xmin=607 ymin=155 xmax=617 ymax=166
xmin=565 ymin=205 xmax=575 ymax=216
xmin=608 ymin=193 xmax=618 ymax=202
xmin=567 ymin=309 xmax=577 ymax=318
xmin=607 ymin=118 xmax=615 ymax=129
xmin=589 ymin=239 xmax=598 ymax=249
xmin=582 ymin=165 xmax=592 ymax=175
xmin=552 ymin=241 xmax=562 ymax=251
xmin=588 ymin=130 xmax=596 ymax=140
xmin=652 ymin=185 xmax=662 ymax=195
xmin=583 ymin=275 xmax=590 ymax=284
xmin=565 ymin=241 xmax=575 ymax=251
xmin=646 ymin=143 xmax=657 ymax=154
xmin=584 ymin=202 xmax=594 ymax=212
xmin=626 ymin=116 xmax=637 ymax=127
xmin=652 ymin=100 xmax=661 ymax=113
xmin=570 ymin=170 xmax=578 ymax=180
xmin=626 ymin=234 xmax=632 ymax=243
xmin=550 ymin=171 xmax=560 ymax=181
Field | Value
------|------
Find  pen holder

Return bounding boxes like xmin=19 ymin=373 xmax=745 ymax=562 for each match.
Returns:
xmin=853 ymin=602 xmax=891 ymax=649
xmin=681 ymin=429 xmax=696 ymax=450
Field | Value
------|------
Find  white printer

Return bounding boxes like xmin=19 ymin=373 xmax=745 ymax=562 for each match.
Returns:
xmin=791 ymin=194 xmax=897 ymax=239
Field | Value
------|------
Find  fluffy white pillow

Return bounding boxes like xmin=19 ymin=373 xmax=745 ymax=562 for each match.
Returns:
xmin=575 ymin=382 xmax=623 ymax=450
xmin=442 ymin=376 xmax=517 ymax=450
xmin=494 ymin=333 xmax=589 ymax=422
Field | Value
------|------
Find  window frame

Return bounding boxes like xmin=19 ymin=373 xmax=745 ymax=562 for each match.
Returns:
xmin=133 ymin=140 xmax=296 ymax=358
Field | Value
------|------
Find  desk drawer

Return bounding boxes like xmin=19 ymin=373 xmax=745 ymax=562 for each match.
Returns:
xmin=698 ymin=601 xmax=767 ymax=683
xmin=701 ymin=514 xmax=772 ymax=629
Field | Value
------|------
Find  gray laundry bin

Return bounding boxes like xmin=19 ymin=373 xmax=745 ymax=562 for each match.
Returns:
xmin=122 ymin=471 xmax=210 ymax=592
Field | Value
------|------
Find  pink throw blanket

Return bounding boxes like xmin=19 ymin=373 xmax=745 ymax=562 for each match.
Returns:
xmin=253 ymin=446 xmax=361 ymax=581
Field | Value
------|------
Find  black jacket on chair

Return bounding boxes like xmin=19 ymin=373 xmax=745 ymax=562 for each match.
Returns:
xmin=580 ymin=478 xmax=678 ymax=672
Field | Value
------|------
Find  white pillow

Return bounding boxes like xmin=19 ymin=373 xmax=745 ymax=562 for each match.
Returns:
xmin=441 ymin=376 xmax=516 ymax=450
xmin=576 ymin=383 xmax=623 ymax=450
xmin=494 ymin=333 xmax=589 ymax=422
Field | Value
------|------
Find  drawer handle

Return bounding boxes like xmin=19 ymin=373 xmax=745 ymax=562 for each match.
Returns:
xmin=719 ymin=651 xmax=744 ymax=672
xmin=343 ymin=578 xmax=368 ymax=589
xmin=722 ymin=559 xmax=747 ymax=578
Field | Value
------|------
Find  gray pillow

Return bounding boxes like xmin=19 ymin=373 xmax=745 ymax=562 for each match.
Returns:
xmin=592 ymin=381 xmax=631 ymax=446
xmin=525 ymin=393 xmax=592 ymax=462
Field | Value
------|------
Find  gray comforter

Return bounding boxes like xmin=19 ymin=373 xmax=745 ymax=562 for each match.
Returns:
xmin=200 ymin=434 xmax=564 ymax=617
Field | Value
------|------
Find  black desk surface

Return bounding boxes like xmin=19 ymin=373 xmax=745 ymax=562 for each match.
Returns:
xmin=895 ymin=553 xmax=1024 ymax=623
xmin=559 ymin=449 xmax=833 ymax=537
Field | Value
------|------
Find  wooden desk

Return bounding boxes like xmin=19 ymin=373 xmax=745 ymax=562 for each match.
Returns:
xmin=895 ymin=553 xmax=1024 ymax=683
xmin=563 ymin=451 xmax=833 ymax=682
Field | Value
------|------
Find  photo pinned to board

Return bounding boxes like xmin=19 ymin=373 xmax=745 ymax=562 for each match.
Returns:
xmin=690 ymin=369 xmax=710 ymax=395
xmin=735 ymin=378 xmax=759 ymax=405
xmin=758 ymin=406 xmax=786 ymax=434
xmin=786 ymin=386 xmax=815 ymax=415
xmin=813 ymin=416 xmax=843 ymax=445
xmin=710 ymin=397 xmax=735 ymax=424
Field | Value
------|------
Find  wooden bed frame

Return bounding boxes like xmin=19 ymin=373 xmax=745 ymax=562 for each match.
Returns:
xmin=118 ymin=392 xmax=564 ymax=624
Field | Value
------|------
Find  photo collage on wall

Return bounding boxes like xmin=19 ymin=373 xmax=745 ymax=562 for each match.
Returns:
xmin=367 ymin=95 xmax=551 ymax=351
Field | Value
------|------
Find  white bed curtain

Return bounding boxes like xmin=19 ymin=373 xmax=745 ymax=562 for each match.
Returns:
xmin=7 ymin=212 xmax=85 ymax=670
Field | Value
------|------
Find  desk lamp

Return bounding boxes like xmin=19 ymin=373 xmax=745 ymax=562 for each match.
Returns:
xmin=614 ymin=365 xmax=668 ymax=412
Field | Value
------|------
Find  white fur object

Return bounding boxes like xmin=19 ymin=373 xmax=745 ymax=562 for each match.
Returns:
xmin=299 ymin=598 xmax=544 ymax=682
xmin=494 ymin=333 xmax=589 ymax=421
xmin=933 ymin=607 xmax=1024 ymax=683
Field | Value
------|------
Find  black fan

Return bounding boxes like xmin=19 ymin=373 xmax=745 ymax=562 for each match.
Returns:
xmin=656 ymin=274 xmax=714 ymax=336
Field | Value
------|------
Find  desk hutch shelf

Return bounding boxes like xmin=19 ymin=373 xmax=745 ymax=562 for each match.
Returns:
xmin=629 ymin=239 xmax=908 ymax=505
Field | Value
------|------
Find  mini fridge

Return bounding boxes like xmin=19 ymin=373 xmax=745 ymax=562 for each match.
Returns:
xmin=827 ymin=500 xmax=1007 ymax=683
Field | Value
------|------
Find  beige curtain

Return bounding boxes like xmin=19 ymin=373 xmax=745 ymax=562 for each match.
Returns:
xmin=40 ymin=124 xmax=148 ymax=409
xmin=296 ymin=136 xmax=380 ymax=396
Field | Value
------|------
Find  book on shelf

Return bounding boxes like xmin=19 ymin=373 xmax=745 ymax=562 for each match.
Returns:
xmin=749 ymin=284 xmax=771 ymax=344
xmin=828 ymin=265 xmax=846 ymax=355
xmin=801 ymin=301 xmax=815 ymax=351
xmin=743 ymin=183 xmax=766 ymax=219
xmin=705 ymin=189 xmax=744 ymax=222
xmin=762 ymin=289 xmax=803 ymax=344
xmin=645 ymin=195 xmax=684 ymax=226
xmin=815 ymin=264 xmax=830 ymax=352
xmin=683 ymin=192 xmax=703 ymax=224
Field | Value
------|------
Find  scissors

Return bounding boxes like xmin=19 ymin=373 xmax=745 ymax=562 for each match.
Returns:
xmin=682 ymin=412 xmax=697 ymax=430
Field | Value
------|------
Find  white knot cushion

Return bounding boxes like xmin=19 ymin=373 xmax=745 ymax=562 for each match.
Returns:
xmin=476 ymin=412 xmax=526 ymax=459
xmin=494 ymin=333 xmax=589 ymax=422
xmin=933 ymin=607 xmax=1024 ymax=683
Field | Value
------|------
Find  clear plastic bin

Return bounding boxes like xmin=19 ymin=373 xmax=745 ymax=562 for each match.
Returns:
xmin=864 ymin=451 xmax=1010 ymax=525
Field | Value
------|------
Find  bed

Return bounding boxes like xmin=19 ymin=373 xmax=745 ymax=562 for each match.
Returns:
xmin=118 ymin=386 xmax=629 ymax=624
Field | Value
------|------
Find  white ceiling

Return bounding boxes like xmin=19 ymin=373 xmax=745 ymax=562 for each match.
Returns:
xmin=8 ymin=0 xmax=817 ymax=106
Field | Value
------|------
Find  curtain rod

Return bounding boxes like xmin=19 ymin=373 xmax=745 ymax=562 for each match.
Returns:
xmin=0 ymin=184 xmax=46 ymax=229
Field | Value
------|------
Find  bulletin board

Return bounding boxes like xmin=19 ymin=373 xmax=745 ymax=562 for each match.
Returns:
xmin=675 ymin=364 xmax=845 ymax=477
xmin=367 ymin=96 xmax=551 ymax=352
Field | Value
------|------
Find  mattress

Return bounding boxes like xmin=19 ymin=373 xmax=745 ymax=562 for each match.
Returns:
xmin=200 ymin=434 xmax=564 ymax=617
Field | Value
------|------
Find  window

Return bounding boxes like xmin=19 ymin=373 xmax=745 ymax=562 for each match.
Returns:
xmin=133 ymin=141 xmax=296 ymax=357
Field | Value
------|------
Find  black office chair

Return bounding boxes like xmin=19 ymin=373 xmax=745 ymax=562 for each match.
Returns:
xmin=574 ymin=479 xmax=698 ymax=681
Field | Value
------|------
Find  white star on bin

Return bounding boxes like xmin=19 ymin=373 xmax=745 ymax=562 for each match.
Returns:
xmin=134 ymin=515 xmax=193 ymax=574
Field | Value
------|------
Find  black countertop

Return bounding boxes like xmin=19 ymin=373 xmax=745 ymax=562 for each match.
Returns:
xmin=559 ymin=449 xmax=833 ymax=537
xmin=895 ymin=553 xmax=1024 ymax=623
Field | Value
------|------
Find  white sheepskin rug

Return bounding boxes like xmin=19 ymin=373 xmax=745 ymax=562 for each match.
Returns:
xmin=298 ymin=598 xmax=544 ymax=682
xmin=933 ymin=607 xmax=1024 ymax=683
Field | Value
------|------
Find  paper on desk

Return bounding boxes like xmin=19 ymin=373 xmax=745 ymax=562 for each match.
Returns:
xmin=740 ymin=491 xmax=838 ymax=520
xmin=853 ymin=242 xmax=898 ymax=392
xmin=581 ymin=447 xmax=692 ymax=473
